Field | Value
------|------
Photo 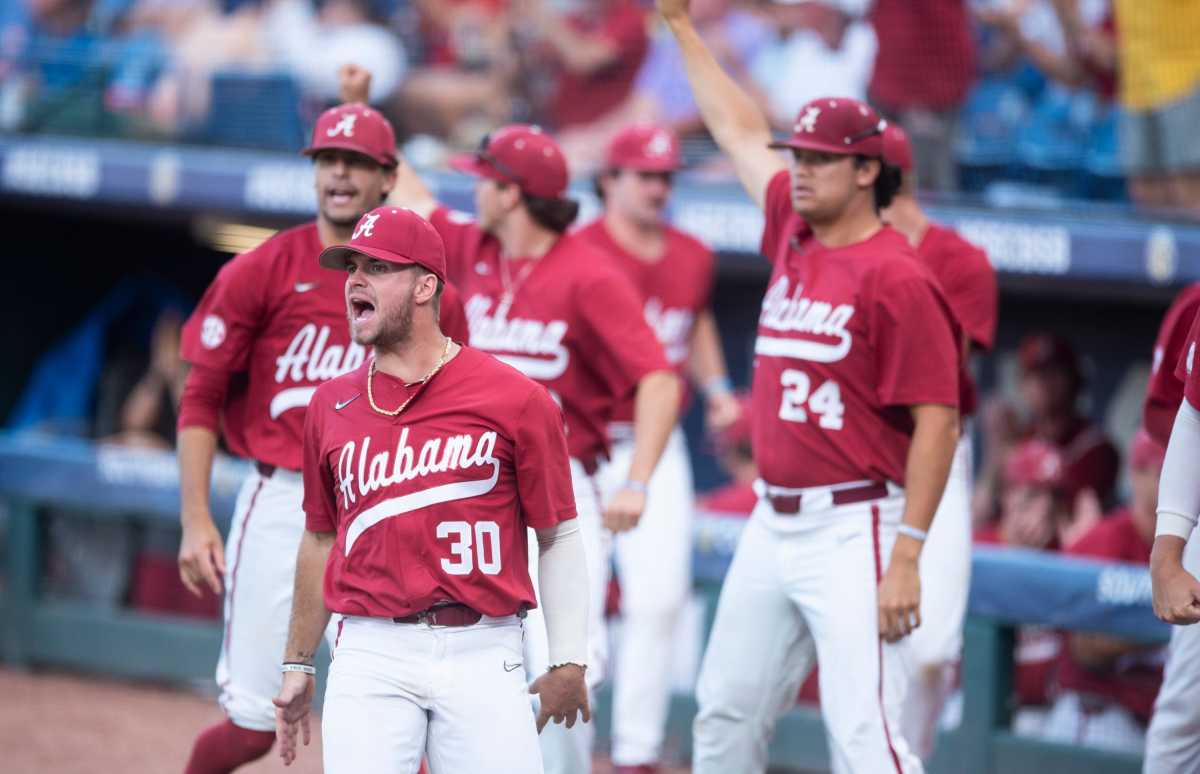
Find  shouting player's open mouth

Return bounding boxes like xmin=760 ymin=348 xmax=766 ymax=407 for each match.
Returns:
xmin=350 ymin=295 xmax=376 ymax=324
xmin=326 ymin=184 xmax=359 ymax=208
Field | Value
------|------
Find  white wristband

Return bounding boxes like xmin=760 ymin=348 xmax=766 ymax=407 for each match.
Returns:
xmin=624 ymin=480 xmax=648 ymax=494
xmin=897 ymin=524 xmax=928 ymax=542
xmin=281 ymin=662 xmax=316 ymax=675
xmin=703 ymin=376 xmax=733 ymax=398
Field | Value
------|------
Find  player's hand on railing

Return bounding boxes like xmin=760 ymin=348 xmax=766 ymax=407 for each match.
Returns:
xmin=339 ymin=64 xmax=372 ymax=104
xmin=655 ymin=0 xmax=691 ymax=21
xmin=705 ymin=391 xmax=741 ymax=434
xmin=1151 ymin=538 xmax=1200 ymax=625
xmin=603 ymin=487 xmax=646 ymax=533
xmin=178 ymin=512 xmax=225 ymax=597
xmin=529 ymin=664 xmax=591 ymax=733
xmin=877 ymin=553 xmax=921 ymax=643
xmin=273 ymin=671 xmax=315 ymax=766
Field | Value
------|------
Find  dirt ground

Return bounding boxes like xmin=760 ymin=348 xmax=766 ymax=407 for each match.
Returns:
xmin=0 ymin=668 xmax=691 ymax=774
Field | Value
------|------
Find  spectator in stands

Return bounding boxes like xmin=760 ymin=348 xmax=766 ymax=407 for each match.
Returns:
xmin=973 ymin=332 xmax=1121 ymax=525
xmin=518 ymin=0 xmax=650 ymax=173
xmin=868 ymin=0 xmax=975 ymax=191
xmin=1109 ymin=0 xmax=1200 ymax=211
xmin=263 ymin=0 xmax=406 ymax=104
xmin=747 ymin=0 xmax=876 ymax=132
xmin=1038 ymin=428 xmax=1166 ymax=753
xmin=628 ymin=0 xmax=769 ymax=145
xmin=698 ymin=394 xmax=756 ymax=516
xmin=96 ymin=309 xmax=188 ymax=449
xmin=398 ymin=0 xmax=517 ymax=144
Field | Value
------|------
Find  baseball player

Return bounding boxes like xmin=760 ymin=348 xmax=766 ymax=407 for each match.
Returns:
xmin=176 ymin=103 xmax=469 ymax=774
xmin=1144 ymin=282 xmax=1200 ymax=446
xmin=272 ymin=206 xmax=590 ymax=774
xmin=575 ymin=122 xmax=739 ymax=774
xmin=880 ymin=124 xmax=998 ymax=759
xmin=1146 ymin=305 xmax=1200 ymax=773
xmin=659 ymin=0 xmax=962 ymax=771
xmin=340 ymin=61 xmax=683 ymax=774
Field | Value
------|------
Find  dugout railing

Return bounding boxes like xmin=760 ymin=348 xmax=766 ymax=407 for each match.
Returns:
xmin=0 ymin=433 xmax=1167 ymax=773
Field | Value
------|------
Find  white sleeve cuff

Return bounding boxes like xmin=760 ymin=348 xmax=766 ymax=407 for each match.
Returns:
xmin=535 ymin=519 xmax=589 ymax=669
xmin=1156 ymin=399 xmax=1200 ymax=541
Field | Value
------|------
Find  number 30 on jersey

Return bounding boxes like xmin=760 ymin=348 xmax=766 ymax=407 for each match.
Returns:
xmin=778 ymin=369 xmax=845 ymax=429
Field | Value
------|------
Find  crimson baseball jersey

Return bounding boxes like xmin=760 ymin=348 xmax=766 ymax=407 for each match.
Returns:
xmin=1145 ymin=283 xmax=1200 ymax=444
xmin=181 ymin=224 xmax=365 ymax=470
xmin=180 ymin=224 xmax=472 ymax=471
xmin=574 ymin=219 xmax=714 ymax=422
xmin=753 ymin=171 xmax=960 ymax=489
xmin=303 ymin=346 xmax=577 ymax=618
xmin=1057 ymin=509 xmax=1164 ymax=721
xmin=917 ymin=223 xmax=997 ymax=417
xmin=1181 ymin=307 xmax=1200 ymax=409
xmin=429 ymin=206 xmax=671 ymax=463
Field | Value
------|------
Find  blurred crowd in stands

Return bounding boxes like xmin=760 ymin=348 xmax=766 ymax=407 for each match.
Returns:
xmin=2 ymin=0 xmax=1199 ymax=211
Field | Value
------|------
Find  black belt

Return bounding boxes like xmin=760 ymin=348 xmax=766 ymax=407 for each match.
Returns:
xmin=392 ymin=603 xmax=483 ymax=627
xmin=256 ymin=461 xmax=299 ymax=479
xmin=768 ymin=482 xmax=890 ymax=516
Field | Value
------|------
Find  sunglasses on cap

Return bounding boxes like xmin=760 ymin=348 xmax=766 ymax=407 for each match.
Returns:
xmin=844 ymin=120 xmax=887 ymax=148
xmin=476 ymin=132 xmax=526 ymax=188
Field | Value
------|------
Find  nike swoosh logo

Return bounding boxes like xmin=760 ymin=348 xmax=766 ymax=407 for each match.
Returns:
xmin=334 ymin=394 xmax=360 ymax=411
xmin=504 ymin=661 xmax=523 ymax=672
xmin=295 ymin=282 xmax=319 ymax=293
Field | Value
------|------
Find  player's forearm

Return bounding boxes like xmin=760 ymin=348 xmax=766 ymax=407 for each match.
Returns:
xmin=535 ymin=519 xmax=589 ymax=667
xmin=178 ymin=426 xmax=219 ymax=523
xmin=1156 ymin=398 xmax=1200 ymax=540
xmin=687 ymin=310 xmax=731 ymax=394
xmin=626 ymin=370 xmax=682 ymax=484
xmin=894 ymin=404 xmax=959 ymax=561
xmin=660 ymin=11 xmax=772 ymax=161
xmin=283 ymin=530 xmax=335 ymax=664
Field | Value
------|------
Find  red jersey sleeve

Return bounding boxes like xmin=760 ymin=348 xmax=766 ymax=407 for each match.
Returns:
xmin=939 ymin=241 xmax=997 ymax=351
xmin=429 ymin=206 xmax=486 ymax=286
xmin=1182 ymin=309 xmax=1200 ymax=409
xmin=869 ymin=265 xmax=961 ymax=408
xmin=440 ymin=281 xmax=471 ymax=343
xmin=302 ymin=396 xmax=338 ymax=533
xmin=760 ymin=170 xmax=794 ymax=262
xmin=514 ymin=386 xmax=578 ymax=530
xmin=180 ymin=251 xmax=269 ymax=372
xmin=575 ymin=266 xmax=673 ymax=402
xmin=177 ymin=363 xmax=232 ymax=432
xmin=1145 ymin=286 xmax=1200 ymax=443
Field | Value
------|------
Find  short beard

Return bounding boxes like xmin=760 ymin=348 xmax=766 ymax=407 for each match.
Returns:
xmin=358 ymin=294 xmax=414 ymax=349
xmin=321 ymin=205 xmax=366 ymax=229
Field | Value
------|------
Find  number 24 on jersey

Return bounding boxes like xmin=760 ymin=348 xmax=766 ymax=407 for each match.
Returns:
xmin=778 ymin=369 xmax=845 ymax=429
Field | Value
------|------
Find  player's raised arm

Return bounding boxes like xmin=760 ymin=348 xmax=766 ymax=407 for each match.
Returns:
xmin=1151 ymin=396 xmax=1200 ymax=625
xmin=338 ymin=64 xmax=438 ymax=219
xmin=656 ymin=0 xmax=783 ymax=208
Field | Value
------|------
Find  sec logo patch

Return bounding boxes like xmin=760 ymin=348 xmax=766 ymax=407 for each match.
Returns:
xmin=201 ymin=315 xmax=227 ymax=349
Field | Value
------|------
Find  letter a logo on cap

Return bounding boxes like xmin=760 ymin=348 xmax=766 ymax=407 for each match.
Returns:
xmin=354 ymin=212 xmax=380 ymax=240
xmin=328 ymin=113 xmax=358 ymax=138
xmin=797 ymin=106 xmax=821 ymax=134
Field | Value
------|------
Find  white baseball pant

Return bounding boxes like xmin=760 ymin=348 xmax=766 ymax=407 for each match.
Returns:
xmin=523 ymin=457 xmax=610 ymax=774
xmin=217 ymin=468 xmax=338 ymax=731
xmin=693 ymin=483 xmax=922 ymax=774
xmin=596 ymin=427 xmax=694 ymax=767
xmin=1144 ymin=531 xmax=1200 ymax=773
xmin=322 ymin=615 xmax=542 ymax=774
xmin=900 ymin=434 xmax=973 ymax=759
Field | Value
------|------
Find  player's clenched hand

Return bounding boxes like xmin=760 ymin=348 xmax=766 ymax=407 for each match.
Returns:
xmin=705 ymin=391 xmax=741 ymax=434
xmin=603 ymin=487 xmax=646 ymax=533
xmin=877 ymin=555 xmax=921 ymax=643
xmin=1151 ymin=542 xmax=1200 ymax=625
xmin=338 ymin=63 xmax=372 ymax=104
xmin=273 ymin=671 xmax=315 ymax=766
xmin=178 ymin=513 xmax=225 ymax=597
xmin=655 ymin=0 xmax=690 ymax=21
xmin=530 ymin=664 xmax=590 ymax=733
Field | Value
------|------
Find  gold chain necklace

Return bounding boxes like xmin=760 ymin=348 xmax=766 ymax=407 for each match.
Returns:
xmin=497 ymin=256 xmax=539 ymax=316
xmin=366 ymin=337 xmax=452 ymax=417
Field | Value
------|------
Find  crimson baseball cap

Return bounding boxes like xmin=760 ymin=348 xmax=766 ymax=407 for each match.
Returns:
xmin=882 ymin=124 xmax=914 ymax=172
xmin=449 ymin=124 xmax=570 ymax=199
xmin=318 ymin=206 xmax=447 ymax=283
xmin=768 ymin=96 xmax=887 ymax=158
xmin=605 ymin=123 xmax=681 ymax=172
xmin=303 ymin=104 xmax=398 ymax=168
xmin=1004 ymin=439 xmax=1064 ymax=489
